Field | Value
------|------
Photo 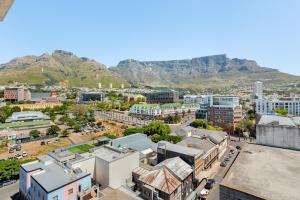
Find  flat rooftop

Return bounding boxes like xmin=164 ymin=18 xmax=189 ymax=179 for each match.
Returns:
xmin=221 ymin=144 xmax=300 ymax=200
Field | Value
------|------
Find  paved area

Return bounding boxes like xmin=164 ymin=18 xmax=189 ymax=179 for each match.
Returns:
xmin=0 ymin=181 xmax=19 ymax=200
xmin=207 ymin=138 xmax=246 ymax=200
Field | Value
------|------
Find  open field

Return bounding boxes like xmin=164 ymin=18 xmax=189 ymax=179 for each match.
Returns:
xmin=0 ymin=120 xmax=51 ymax=129
xmin=67 ymin=143 xmax=94 ymax=154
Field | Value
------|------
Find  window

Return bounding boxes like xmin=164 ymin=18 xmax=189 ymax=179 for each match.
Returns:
xmin=53 ymin=195 xmax=58 ymax=200
xmin=68 ymin=188 xmax=73 ymax=195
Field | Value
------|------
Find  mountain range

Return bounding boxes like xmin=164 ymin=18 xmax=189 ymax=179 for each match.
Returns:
xmin=111 ymin=54 xmax=300 ymax=89
xmin=0 ymin=51 xmax=299 ymax=89
xmin=0 ymin=50 xmax=128 ymax=88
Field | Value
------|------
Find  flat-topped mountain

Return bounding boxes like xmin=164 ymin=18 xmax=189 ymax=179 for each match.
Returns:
xmin=110 ymin=54 xmax=299 ymax=88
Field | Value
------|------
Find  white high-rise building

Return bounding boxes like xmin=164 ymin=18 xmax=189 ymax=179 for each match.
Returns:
xmin=252 ymin=81 xmax=263 ymax=99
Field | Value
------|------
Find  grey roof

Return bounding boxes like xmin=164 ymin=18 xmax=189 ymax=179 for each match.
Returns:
xmin=156 ymin=157 xmax=193 ymax=181
xmin=192 ymin=129 xmax=228 ymax=144
xmin=292 ymin=117 xmax=300 ymax=126
xmin=221 ymin=144 xmax=300 ymax=200
xmin=111 ymin=133 xmax=157 ymax=152
xmin=258 ymin=115 xmax=297 ymax=127
xmin=31 ymin=92 xmax=51 ymax=101
xmin=22 ymin=155 xmax=89 ymax=192
xmin=158 ymin=141 xmax=204 ymax=158
xmin=177 ymin=137 xmax=217 ymax=154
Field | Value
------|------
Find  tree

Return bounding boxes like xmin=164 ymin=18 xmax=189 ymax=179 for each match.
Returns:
xmin=60 ymin=129 xmax=70 ymax=137
xmin=143 ymin=122 xmax=171 ymax=136
xmin=29 ymin=130 xmax=41 ymax=138
xmin=74 ymin=124 xmax=82 ymax=133
xmin=191 ymin=119 xmax=208 ymax=129
xmin=273 ymin=109 xmax=288 ymax=116
xmin=47 ymin=125 xmax=60 ymax=135
xmin=11 ymin=106 xmax=21 ymax=113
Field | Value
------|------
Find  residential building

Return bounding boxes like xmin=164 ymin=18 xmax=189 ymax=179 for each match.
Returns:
xmin=183 ymin=95 xmax=203 ymax=104
xmin=129 ymin=103 xmax=198 ymax=117
xmin=5 ymin=111 xmax=50 ymax=123
xmin=252 ymin=81 xmax=263 ymax=100
xmin=255 ymin=97 xmax=300 ymax=116
xmin=19 ymin=155 xmax=92 ymax=200
xmin=220 ymin=144 xmax=300 ymax=200
xmin=80 ymin=91 xmax=105 ymax=102
xmin=208 ymin=96 xmax=242 ymax=133
xmin=21 ymin=145 xmax=140 ymax=200
xmin=133 ymin=157 xmax=193 ymax=200
xmin=144 ymin=91 xmax=179 ymax=104
xmin=4 ymin=86 xmax=31 ymax=102
xmin=157 ymin=141 xmax=204 ymax=178
xmin=69 ymin=146 xmax=140 ymax=189
xmin=256 ymin=115 xmax=300 ymax=150
xmin=177 ymin=136 xmax=219 ymax=169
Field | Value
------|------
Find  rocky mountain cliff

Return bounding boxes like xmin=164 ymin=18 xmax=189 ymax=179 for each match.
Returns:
xmin=0 ymin=50 xmax=128 ymax=88
xmin=110 ymin=54 xmax=299 ymax=88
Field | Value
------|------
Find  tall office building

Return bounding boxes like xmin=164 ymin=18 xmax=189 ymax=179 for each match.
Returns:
xmin=252 ymin=81 xmax=263 ymax=100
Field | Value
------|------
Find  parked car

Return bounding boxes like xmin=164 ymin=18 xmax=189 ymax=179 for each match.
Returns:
xmin=204 ymin=179 xmax=215 ymax=190
xmin=199 ymin=188 xmax=209 ymax=199
xmin=236 ymin=145 xmax=242 ymax=150
xmin=8 ymin=156 xmax=14 ymax=160
xmin=22 ymin=151 xmax=28 ymax=157
xmin=0 ymin=180 xmax=17 ymax=188
xmin=15 ymin=145 xmax=21 ymax=151
xmin=15 ymin=154 xmax=23 ymax=160
xmin=9 ymin=148 xmax=14 ymax=153
xmin=40 ymin=141 xmax=46 ymax=145
xmin=220 ymin=162 xmax=226 ymax=167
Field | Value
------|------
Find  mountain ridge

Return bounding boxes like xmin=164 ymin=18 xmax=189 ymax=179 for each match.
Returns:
xmin=0 ymin=50 xmax=129 ymax=88
xmin=110 ymin=54 xmax=297 ymax=88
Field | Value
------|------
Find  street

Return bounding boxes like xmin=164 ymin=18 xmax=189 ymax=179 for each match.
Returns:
xmin=0 ymin=181 xmax=19 ymax=200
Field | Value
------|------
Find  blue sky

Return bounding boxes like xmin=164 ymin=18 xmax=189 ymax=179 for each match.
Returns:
xmin=0 ymin=0 xmax=300 ymax=74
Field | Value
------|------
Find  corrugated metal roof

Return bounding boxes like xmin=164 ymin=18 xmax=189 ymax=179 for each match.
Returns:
xmin=139 ymin=167 xmax=181 ymax=194
xmin=157 ymin=157 xmax=193 ymax=181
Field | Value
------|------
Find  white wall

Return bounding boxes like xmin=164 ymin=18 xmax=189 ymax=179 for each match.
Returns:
xmin=72 ymin=157 xmax=95 ymax=178
xmin=257 ymin=125 xmax=300 ymax=150
xmin=108 ymin=152 xmax=139 ymax=189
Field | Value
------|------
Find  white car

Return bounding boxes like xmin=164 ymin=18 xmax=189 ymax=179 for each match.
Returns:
xmin=199 ymin=188 xmax=210 ymax=198
xmin=15 ymin=154 xmax=23 ymax=160
xmin=22 ymin=151 xmax=28 ymax=157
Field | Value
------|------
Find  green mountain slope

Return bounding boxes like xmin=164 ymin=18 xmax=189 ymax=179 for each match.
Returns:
xmin=110 ymin=54 xmax=300 ymax=88
xmin=0 ymin=50 xmax=129 ymax=88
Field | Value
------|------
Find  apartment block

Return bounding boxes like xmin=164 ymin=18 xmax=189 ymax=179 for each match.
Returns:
xmin=4 ymin=87 xmax=31 ymax=101
xmin=255 ymin=97 xmax=300 ymax=116
xmin=144 ymin=91 xmax=179 ymax=104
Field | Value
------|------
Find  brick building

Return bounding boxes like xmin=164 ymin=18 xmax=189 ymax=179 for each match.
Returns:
xmin=4 ymin=87 xmax=31 ymax=102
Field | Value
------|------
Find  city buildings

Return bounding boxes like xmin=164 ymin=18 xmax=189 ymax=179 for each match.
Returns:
xmin=144 ymin=91 xmax=179 ymax=104
xmin=80 ymin=91 xmax=105 ymax=103
xmin=133 ymin=157 xmax=193 ymax=200
xmin=256 ymin=115 xmax=300 ymax=150
xmin=255 ymin=97 xmax=300 ymax=116
xmin=177 ymin=137 xmax=219 ymax=169
xmin=5 ymin=111 xmax=50 ymax=123
xmin=20 ymin=146 xmax=140 ymax=200
xmin=220 ymin=144 xmax=300 ymax=200
xmin=157 ymin=141 xmax=204 ymax=178
xmin=4 ymin=86 xmax=31 ymax=102
xmin=19 ymin=155 xmax=92 ymax=200
xmin=252 ymin=81 xmax=263 ymax=100
xmin=207 ymin=96 xmax=242 ymax=133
